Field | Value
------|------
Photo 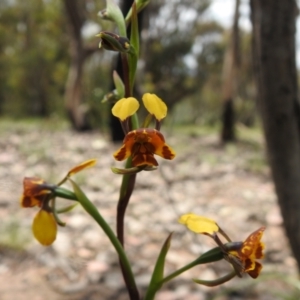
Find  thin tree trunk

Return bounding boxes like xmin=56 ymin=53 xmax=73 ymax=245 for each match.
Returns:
xmin=250 ymin=0 xmax=300 ymax=270
xmin=63 ymin=0 xmax=98 ymax=131
xmin=220 ymin=0 xmax=240 ymax=143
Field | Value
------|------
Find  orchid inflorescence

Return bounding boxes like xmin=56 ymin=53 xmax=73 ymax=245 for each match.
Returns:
xmin=19 ymin=0 xmax=266 ymax=299
xmin=112 ymin=93 xmax=176 ymax=173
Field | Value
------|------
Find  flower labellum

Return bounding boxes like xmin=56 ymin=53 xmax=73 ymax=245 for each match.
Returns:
xmin=113 ymin=128 xmax=175 ymax=166
xmin=226 ymin=227 xmax=265 ymax=278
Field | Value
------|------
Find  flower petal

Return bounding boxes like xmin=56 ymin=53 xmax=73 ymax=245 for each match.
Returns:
xmin=113 ymin=131 xmax=137 ymax=161
xmin=113 ymin=129 xmax=175 ymax=166
xmin=21 ymin=177 xmax=51 ymax=207
xmin=67 ymin=159 xmax=97 ymax=177
xmin=239 ymin=227 xmax=265 ymax=259
xmin=20 ymin=194 xmax=45 ymax=208
xmin=244 ymin=257 xmax=256 ymax=272
xmin=146 ymin=129 xmax=175 ymax=160
xmin=112 ymin=97 xmax=140 ymax=121
xmin=23 ymin=177 xmax=51 ymax=197
xmin=179 ymin=213 xmax=219 ymax=235
xmin=142 ymin=93 xmax=167 ymax=121
xmin=32 ymin=210 xmax=57 ymax=246
xmin=247 ymin=261 xmax=263 ymax=278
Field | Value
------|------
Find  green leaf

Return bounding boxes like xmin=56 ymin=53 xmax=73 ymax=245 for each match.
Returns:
xmin=130 ymin=2 xmax=139 ymax=59
xmin=144 ymin=233 xmax=173 ymax=300
xmin=105 ymin=0 xmax=126 ymax=37
xmin=51 ymin=198 xmax=66 ymax=227
xmin=128 ymin=2 xmax=139 ymax=95
xmin=69 ymin=179 xmax=138 ymax=293
xmin=153 ymin=246 xmax=225 ymax=291
xmin=125 ymin=0 xmax=150 ymax=24
xmin=113 ymin=70 xmax=125 ymax=98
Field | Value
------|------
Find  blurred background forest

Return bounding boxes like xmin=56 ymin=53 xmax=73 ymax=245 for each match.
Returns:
xmin=2 ymin=0 xmax=300 ymax=299
xmin=0 ymin=0 xmax=256 ymax=135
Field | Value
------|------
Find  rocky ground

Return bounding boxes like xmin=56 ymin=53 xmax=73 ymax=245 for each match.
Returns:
xmin=0 ymin=121 xmax=298 ymax=300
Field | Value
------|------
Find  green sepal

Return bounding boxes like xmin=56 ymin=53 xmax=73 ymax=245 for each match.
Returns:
xmin=111 ymin=165 xmax=157 ymax=175
xmin=144 ymin=233 xmax=173 ymax=300
xmin=143 ymin=166 xmax=158 ymax=171
xmin=193 ymin=270 xmax=236 ymax=287
xmin=56 ymin=203 xmax=78 ymax=214
xmin=111 ymin=166 xmax=144 ymax=175
xmin=113 ymin=70 xmax=125 ymax=99
xmin=53 ymin=187 xmax=78 ymax=201
xmin=51 ymin=198 xmax=66 ymax=227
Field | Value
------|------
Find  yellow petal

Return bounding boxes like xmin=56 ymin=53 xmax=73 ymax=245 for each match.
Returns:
xmin=67 ymin=159 xmax=97 ymax=177
xmin=142 ymin=93 xmax=167 ymax=121
xmin=32 ymin=210 xmax=57 ymax=246
xmin=112 ymin=97 xmax=140 ymax=121
xmin=179 ymin=213 xmax=219 ymax=235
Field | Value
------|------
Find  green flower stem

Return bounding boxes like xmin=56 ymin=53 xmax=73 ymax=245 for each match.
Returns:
xmin=53 ymin=186 xmax=78 ymax=201
xmin=144 ymin=259 xmax=198 ymax=300
xmin=117 ymin=165 xmax=136 ymax=245
xmin=115 ymin=5 xmax=140 ymax=298
xmin=144 ymin=247 xmax=225 ymax=300
xmin=116 ymin=157 xmax=139 ymax=299
xmin=121 ymin=53 xmax=131 ymax=97
xmin=70 ymin=179 xmax=139 ymax=300
xmin=162 ymin=259 xmax=199 ymax=285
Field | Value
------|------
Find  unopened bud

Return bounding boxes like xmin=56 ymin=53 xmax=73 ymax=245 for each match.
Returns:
xmin=97 ymin=31 xmax=130 ymax=52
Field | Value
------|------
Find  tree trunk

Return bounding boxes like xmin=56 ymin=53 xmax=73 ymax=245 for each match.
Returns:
xmin=63 ymin=0 xmax=98 ymax=131
xmin=220 ymin=0 xmax=240 ymax=143
xmin=250 ymin=0 xmax=300 ymax=270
